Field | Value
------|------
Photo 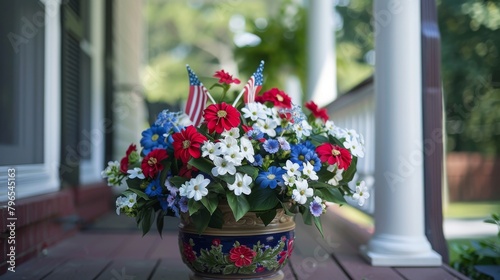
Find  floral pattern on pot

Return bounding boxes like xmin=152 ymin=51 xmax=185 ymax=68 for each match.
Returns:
xmin=179 ymin=230 xmax=294 ymax=277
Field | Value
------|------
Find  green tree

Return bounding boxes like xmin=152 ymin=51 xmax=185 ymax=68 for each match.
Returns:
xmin=439 ymin=0 xmax=500 ymax=155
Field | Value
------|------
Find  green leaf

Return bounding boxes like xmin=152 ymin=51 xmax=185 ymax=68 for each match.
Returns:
xmin=342 ymin=156 xmax=358 ymax=183
xmin=188 ymin=199 xmax=202 ymax=215
xmin=125 ymin=178 xmax=143 ymax=190
xmin=301 ymin=206 xmax=313 ymax=225
xmin=309 ymin=180 xmax=336 ymax=189
xmin=201 ymin=193 xmax=219 ymax=215
xmin=310 ymin=134 xmax=329 ymax=146
xmin=190 ymin=209 xmax=211 ymax=234
xmin=156 ymin=211 xmax=165 ymax=237
xmin=247 ymin=187 xmax=279 ymax=211
xmin=127 ymin=187 xmax=150 ymax=201
xmin=208 ymin=208 xmax=224 ymax=229
xmin=313 ymin=216 xmax=324 ymax=238
xmin=315 ymin=188 xmax=347 ymax=204
xmin=226 ymin=192 xmax=250 ymax=221
xmin=169 ymin=176 xmax=190 ymax=188
xmin=236 ymin=165 xmax=259 ymax=179
xmin=208 ymin=181 xmax=226 ymax=194
xmin=142 ymin=208 xmax=155 ymax=236
xmin=256 ymin=209 xmax=277 ymax=226
xmin=188 ymin=157 xmax=215 ymax=176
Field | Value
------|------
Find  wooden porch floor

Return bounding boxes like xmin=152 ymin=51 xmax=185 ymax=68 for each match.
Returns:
xmin=1 ymin=209 xmax=468 ymax=280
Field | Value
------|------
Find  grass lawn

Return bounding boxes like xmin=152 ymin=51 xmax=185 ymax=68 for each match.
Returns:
xmin=444 ymin=201 xmax=500 ymax=219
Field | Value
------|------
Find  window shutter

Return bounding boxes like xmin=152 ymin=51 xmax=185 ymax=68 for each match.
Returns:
xmin=60 ymin=1 xmax=83 ymax=186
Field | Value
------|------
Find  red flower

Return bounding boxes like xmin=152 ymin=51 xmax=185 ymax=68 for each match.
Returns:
xmin=183 ymin=243 xmax=196 ymax=263
xmin=125 ymin=144 xmax=137 ymax=156
xmin=141 ymin=149 xmax=168 ymax=178
xmin=178 ymin=164 xmax=198 ymax=179
xmin=305 ymin=101 xmax=329 ymax=122
xmin=119 ymin=157 xmax=129 ymax=174
xmin=214 ymin=70 xmax=240 ymax=85
xmin=229 ymin=245 xmax=256 ymax=268
xmin=172 ymin=126 xmax=207 ymax=163
xmin=255 ymin=88 xmax=292 ymax=109
xmin=212 ymin=239 xmax=221 ymax=247
xmin=203 ymin=102 xmax=241 ymax=134
xmin=119 ymin=144 xmax=137 ymax=173
xmin=316 ymin=143 xmax=352 ymax=170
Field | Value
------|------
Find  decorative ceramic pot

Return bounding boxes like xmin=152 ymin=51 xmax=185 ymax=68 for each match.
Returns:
xmin=178 ymin=204 xmax=295 ymax=280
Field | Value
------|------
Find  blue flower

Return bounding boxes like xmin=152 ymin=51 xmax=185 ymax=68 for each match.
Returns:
xmin=179 ymin=196 xmax=189 ymax=213
xmin=290 ymin=143 xmax=321 ymax=172
xmin=252 ymin=154 xmax=264 ymax=167
xmin=309 ymin=199 xmax=323 ymax=217
xmin=155 ymin=110 xmax=179 ymax=130
xmin=158 ymin=194 xmax=169 ymax=210
xmin=145 ymin=177 xmax=163 ymax=197
xmin=277 ymin=137 xmax=290 ymax=151
xmin=140 ymin=125 xmax=167 ymax=154
xmin=256 ymin=166 xmax=286 ymax=189
xmin=263 ymin=139 xmax=280 ymax=154
xmin=247 ymin=129 xmax=264 ymax=141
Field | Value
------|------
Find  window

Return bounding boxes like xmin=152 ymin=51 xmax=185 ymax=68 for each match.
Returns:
xmin=0 ymin=0 xmax=61 ymax=201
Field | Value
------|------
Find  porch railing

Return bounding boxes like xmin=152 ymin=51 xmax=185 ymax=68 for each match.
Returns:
xmin=326 ymin=77 xmax=375 ymax=215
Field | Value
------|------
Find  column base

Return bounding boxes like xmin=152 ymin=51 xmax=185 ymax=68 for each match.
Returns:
xmin=360 ymin=245 xmax=442 ymax=266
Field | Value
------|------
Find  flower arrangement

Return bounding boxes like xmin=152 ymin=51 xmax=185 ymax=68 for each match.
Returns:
xmin=102 ymin=61 xmax=368 ymax=236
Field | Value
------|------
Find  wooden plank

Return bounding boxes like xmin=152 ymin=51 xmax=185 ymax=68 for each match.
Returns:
xmin=396 ymin=267 xmax=467 ymax=280
xmin=0 ymin=257 xmax=67 ymax=280
xmin=147 ymin=232 xmax=182 ymax=259
xmin=111 ymin=234 xmax=161 ymax=259
xmin=48 ymin=233 xmax=129 ymax=258
xmin=150 ymin=258 xmax=191 ymax=280
xmin=333 ymin=253 xmax=405 ymax=280
xmin=43 ymin=259 xmax=110 ymax=280
xmin=290 ymin=222 xmax=350 ymax=280
xmin=441 ymin=264 xmax=471 ymax=280
xmin=94 ymin=259 xmax=158 ymax=280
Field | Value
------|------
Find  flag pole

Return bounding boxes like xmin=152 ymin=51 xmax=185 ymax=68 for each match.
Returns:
xmin=232 ymin=88 xmax=246 ymax=107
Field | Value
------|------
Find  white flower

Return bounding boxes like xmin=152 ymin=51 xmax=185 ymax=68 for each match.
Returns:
xmin=327 ymin=164 xmax=344 ymax=186
xmin=184 ymin=174 xmax=210 ymax=201
xmin=115 ymin=196 xmax=126 ymax=215
xmin=293 ymin=120 xmax=312 ymax=139
xmin=325 ymin=120 xmax=336 ymax=131
xmin=254 ymin=118 xmax=278 ymax=137
xmin=352 ymin=181 xmax=370 ymax=206
xmin=224 ymin=149 xmax=244 ymax=166
xmin=302 ymin=162 xmax=318 ymax=180
xmin=211 ymin=157 xmax=236 ymax=176
xmin=125 ymin=193 xmax=137 ymax=208
xmin=202 ymin=141 xmax=220 ymax=160
xmin=222 ymin=127 xmax=240 ymax=138
xmin=344 ymin=138 xmax=365 ymax=158
xmin=227 ymin=173 xmax=252 ymax=196
xmin=242 ymin=102 xmax=267 ymax=121
xmin=282 ymin=174 xmax=297 ymax=186
xmin=216 ymin=137 xmax=239 ymax=154
xmin=239 ymin=137 xmax=255 ymax=163
xmin=127 ymin=167 xmax=145 ymax=179
xmin=179 ymin=182 xmax=189 ymax=197
xmin=329 ymin=126 xmax=348 ymax=139
xmin=292 ymin=179 xmax=313 ymax=205
xmin=284 ymin=160 xmax=301 ymax=177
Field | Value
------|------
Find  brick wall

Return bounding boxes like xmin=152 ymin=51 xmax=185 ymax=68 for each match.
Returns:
xmin=0 ymin=183 xmax=112 ymax=275
xmin=447 ymin=152 xmax=500 ymax=202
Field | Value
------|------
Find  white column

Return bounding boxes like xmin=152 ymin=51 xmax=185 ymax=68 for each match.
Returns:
xmin=360 ymin=0 xmax=441 ymax=266
xmin=307 ymin=0 xmax=336 ymax=107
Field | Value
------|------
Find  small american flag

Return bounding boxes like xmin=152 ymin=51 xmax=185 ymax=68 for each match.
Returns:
xmin=185 ymin=66 xmax=209 ymax=127
xmin=243 ymin=60 xmax=264 ymax=104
